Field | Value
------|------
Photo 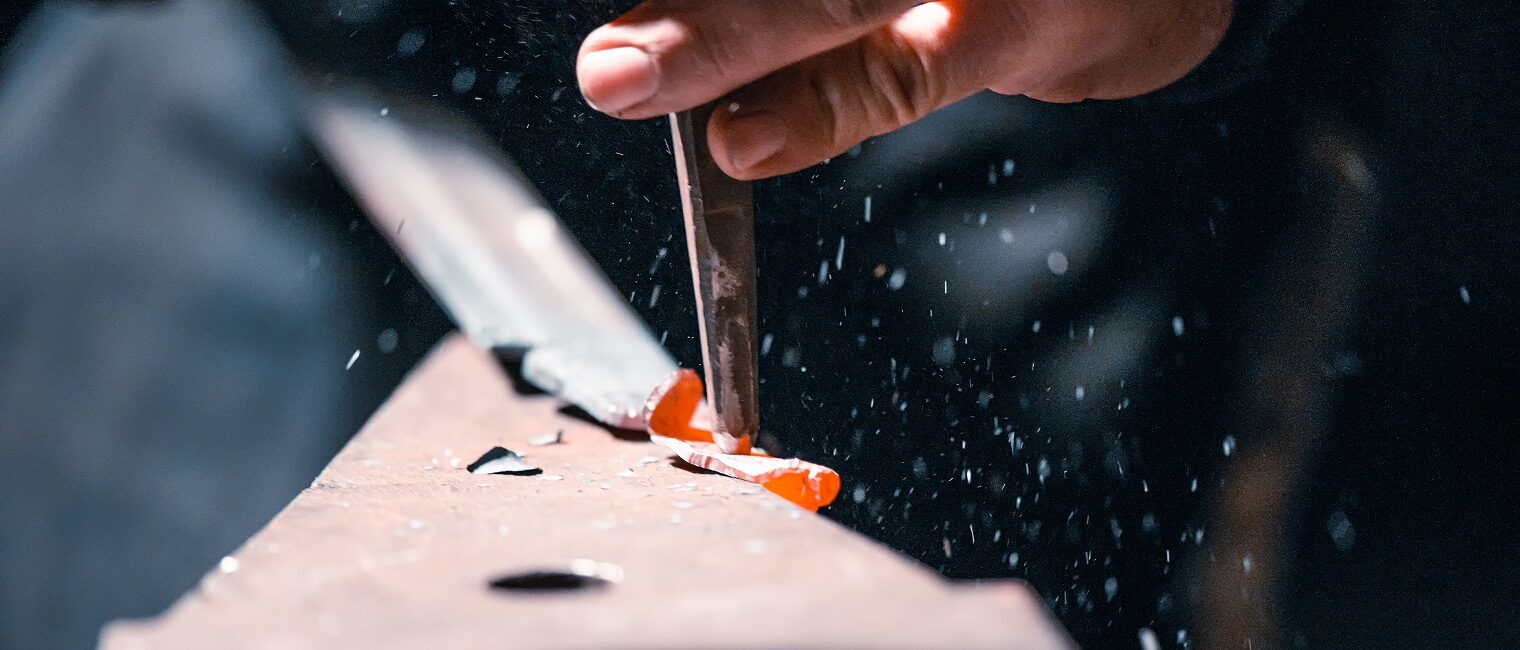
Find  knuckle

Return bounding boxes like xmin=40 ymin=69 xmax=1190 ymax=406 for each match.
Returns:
xmin=819 ymin=0 xmax=875 ymax=30
xmin=801 ymin=40 xmax=940 ymax=153
xmin=805 ymin=68 xmax=847 ymax=149
xmin=857 ymin=40 xmax=939 ymax=131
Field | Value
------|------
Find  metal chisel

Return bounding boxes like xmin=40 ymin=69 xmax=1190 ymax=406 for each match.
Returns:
xmin=670 ymin=105 xmax=760 ymax=455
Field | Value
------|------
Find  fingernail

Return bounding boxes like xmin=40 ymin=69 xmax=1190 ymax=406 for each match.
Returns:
xmin=578 ymin=47 xmax=658 ymax=113
xmin=723 ymin=111 xmax=787 ymax=173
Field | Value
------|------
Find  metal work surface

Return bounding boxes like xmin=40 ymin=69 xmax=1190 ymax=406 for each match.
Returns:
xmin=101 ymin=335 xmax=1068 ymax=649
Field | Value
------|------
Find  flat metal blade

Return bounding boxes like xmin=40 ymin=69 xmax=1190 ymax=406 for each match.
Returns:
xmin=670 ymin=106 xmax=760 ymax=455
xmin=306 ymin=86 xmax=676 ymax=429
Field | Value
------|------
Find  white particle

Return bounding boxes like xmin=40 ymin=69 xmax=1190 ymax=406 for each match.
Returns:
xmin=932 ymin=337 xmax=956 ymax=366
xmin=1172 ymin=316 xmax=1185 ymax=337
xmin=218 ymin=556 xmax=240 ymax=574
xmin=999 ymin=228 xmax=1014 ymax=244
xmin=377 ymin=328 xmax=399 ymax=353
xmin=495 ymin=73 xmax=520 ymax=96
xmin=450 ymin=67 xmax=477 ymax=94
xmin=1327 ymin=509 xmax=1356 ymax=552
xmin=887 ymin=268 xmax=907 ymax=290
xmin=937 ymin=232 xmax=946 ymax=246
xmin=835 ymin=237 xmax=846 ymax=270
xmin=863 ymin=195 xmax=873 ymax=223
xmin=345 ymin=349 xmax=360 ymax=370
xmin=1075 ymin=385 xmax=1086 ymax=400
xmin=1138 ymin=627 xmax=1160 ymax=650
xmin=1046 ymin=251 xmax=1069 ymax=275
xmin=1222 ymin=435 xmax=1236 ymax=457
xmin=379 ymin=107 xmax=389 ymax=116
xmin=1459 ymin=286 xmax=1471 ymax=304
xmin=395 ymin=29 xmax=425 ymax=56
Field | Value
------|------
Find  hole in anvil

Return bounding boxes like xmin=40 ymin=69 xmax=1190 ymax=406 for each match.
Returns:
xmin=488 ymin=560 xmax=622 ymax=594
xmin=488 ymin=571 xmax=609 ymax=593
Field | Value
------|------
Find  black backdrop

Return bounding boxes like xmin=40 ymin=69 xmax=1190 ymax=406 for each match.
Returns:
xmin=9 ymin=0 xmax=1504 ymax=646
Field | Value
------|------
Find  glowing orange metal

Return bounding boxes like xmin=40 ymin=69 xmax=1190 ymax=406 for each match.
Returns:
xmin=644 ymin=370 xmax=840 ymax=511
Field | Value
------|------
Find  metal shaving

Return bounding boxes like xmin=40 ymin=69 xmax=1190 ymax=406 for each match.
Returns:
xmin=466 ymin=446 xmax=541 ymax=476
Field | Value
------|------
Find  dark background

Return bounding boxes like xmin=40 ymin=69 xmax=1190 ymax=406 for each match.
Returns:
xmin=2 ymin=0 xmax=1517 ymax=648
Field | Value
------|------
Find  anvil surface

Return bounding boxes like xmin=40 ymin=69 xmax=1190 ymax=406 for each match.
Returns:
xmin=101 ymin=335 xmax=1068 ymax=649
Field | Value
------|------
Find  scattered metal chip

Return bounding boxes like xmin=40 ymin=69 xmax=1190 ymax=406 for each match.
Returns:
xmin=467 ymin=447 xmax=541 ymax=476
xmin=528 ymin=430 xmax=564 ymax=446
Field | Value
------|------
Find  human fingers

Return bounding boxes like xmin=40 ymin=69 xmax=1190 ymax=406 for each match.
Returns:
xmin=577 ymin=0 xmax=923 ymax=119
xmin=707 ymin=0 xmax=1231 ymax=178
xmin=705 ymin=2 xmax=1002 ymax=179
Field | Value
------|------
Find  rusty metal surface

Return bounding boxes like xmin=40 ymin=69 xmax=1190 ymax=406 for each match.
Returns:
xmin=671 ymin=106 xmax=760 ymax=454
xmin=101 ymin=335 xmax=1069 ymax=649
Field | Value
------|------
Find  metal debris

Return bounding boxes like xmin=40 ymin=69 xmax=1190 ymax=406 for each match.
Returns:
xmin=528 ymin=430 xmax=564 ymax=446
xmin=466 ymin=447 xmax=541 ymax=476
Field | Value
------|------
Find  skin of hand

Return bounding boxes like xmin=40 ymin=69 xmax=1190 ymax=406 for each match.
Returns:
xmin=577 ymin=0 xmax=1232 ymax=180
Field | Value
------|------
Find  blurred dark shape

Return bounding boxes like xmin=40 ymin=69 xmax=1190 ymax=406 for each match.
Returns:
xmin=487 ymin=569 xmax=613 ymax=593
xmin=0 ymin=1 xmax=446 ymax=649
